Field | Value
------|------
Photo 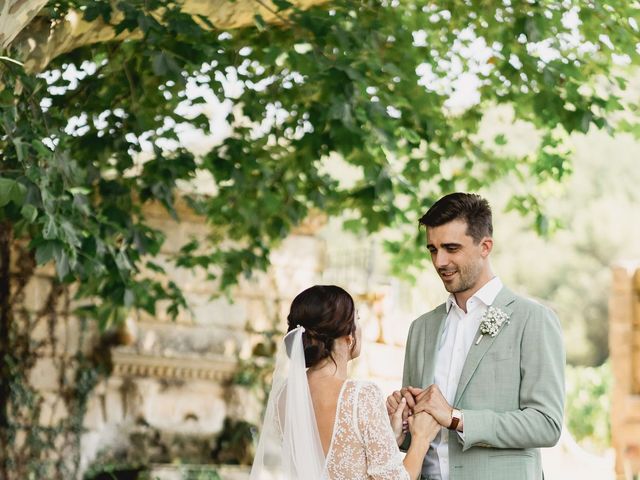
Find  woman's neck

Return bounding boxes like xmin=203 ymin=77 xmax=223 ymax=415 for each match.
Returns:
xmin=307 ymin=356 xmax=349 ymax=381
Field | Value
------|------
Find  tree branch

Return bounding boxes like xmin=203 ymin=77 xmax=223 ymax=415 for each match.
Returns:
xmin=0 ymin=221 xmax=13 ymax=480
xmin=8 ymin=0 xmax=331 ymax=73
xmin=0 ymin=0 xmax=47 ymax=50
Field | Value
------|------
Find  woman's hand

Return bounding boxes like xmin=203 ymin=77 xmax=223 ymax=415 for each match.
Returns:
xmin=390 ymin=397 xmax=408 ymax=445
xmin=408 ymin=410 xmax=440 ymax=444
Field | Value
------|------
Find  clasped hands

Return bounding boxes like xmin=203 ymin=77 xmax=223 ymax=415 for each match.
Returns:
xmin=386 ymin=384 xmax=460 ymax=445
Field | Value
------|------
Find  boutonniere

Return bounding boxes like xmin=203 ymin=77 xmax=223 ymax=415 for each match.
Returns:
xmin=475 ymin=306 xmax=510 ymax=345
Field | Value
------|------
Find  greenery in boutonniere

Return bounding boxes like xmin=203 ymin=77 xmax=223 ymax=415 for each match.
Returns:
xmin=476 ymin=306 xmax=510 ymax=344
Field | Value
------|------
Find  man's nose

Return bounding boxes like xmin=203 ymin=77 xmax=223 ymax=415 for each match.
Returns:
xmin=434 ymin=252 xmax=449 ymax=268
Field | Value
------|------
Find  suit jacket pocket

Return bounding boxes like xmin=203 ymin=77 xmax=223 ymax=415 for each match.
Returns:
xmin=488 ymin=451 xmax=535 ymax=480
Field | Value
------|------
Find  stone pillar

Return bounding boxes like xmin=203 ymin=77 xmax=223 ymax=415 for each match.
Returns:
xmin=633 ymin=270 xmax=640 ymax=395
xmin=610 ymin=262 xmax=640 ymax=479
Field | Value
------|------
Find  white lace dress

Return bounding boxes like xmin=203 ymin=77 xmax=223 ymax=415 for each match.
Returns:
xmin=324 ymin=379 xmax=410 ymax=480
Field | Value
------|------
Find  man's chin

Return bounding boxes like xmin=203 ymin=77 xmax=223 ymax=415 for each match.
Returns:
xmin=443 ymin=281 xmax=469 ymax=294
xmin=443 ymin=283 xmax=458 ymax=293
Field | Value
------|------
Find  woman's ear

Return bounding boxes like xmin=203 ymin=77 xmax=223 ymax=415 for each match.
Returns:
xmin=346 ymin=335 xmax=354 ymax=350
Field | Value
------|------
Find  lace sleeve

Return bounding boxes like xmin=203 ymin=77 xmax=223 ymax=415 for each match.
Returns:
xmin=357 ymin=382 xmax=410 ymax=480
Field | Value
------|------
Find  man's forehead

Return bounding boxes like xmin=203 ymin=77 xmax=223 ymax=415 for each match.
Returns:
xmin=426 ymin=219 xmax=470 ymax=241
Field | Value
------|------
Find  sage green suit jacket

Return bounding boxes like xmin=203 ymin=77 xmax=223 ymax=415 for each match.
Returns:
xmin=402 ymin=287 xmax=565 ymax=480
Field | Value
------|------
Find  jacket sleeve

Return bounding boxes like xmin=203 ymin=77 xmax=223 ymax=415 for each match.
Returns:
xmin=402 ymin=320 xmax=416 ymax=388
xmin=460 ymin=305 xmax=565 ymax=450
xmin=399 ymin=321 xmax=416 ymax=452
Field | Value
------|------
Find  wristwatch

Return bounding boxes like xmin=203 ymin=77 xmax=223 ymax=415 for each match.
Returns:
xmin=448 ymin=408 xmax=462 ymax=430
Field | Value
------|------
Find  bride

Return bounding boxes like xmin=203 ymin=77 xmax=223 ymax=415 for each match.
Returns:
xmin=250 ymin=285 xmax=439 ymax=480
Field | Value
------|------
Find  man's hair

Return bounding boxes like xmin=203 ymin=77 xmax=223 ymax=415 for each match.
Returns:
xmin=418 ymin=192 xmax=493 ymax=243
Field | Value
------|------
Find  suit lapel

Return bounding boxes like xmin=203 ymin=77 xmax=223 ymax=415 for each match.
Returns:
xmin=420 ymin=304 xmax=448 ymax=388
xmin=453 ymin=287 xmax=516 ymax=405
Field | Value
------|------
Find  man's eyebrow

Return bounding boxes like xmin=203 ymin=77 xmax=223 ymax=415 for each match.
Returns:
xmin=426 ymin=242 xmax=462 ymax=249
xmin=437 ymin=243 xmax=462 ymax=249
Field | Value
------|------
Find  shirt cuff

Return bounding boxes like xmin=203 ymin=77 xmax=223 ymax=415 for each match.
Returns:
xmin=456 ymin=411 xmax=465 ymax=442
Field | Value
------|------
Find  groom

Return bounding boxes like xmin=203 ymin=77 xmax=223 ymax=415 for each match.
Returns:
xmin=387 ymin=193 xmax=565 ymax=480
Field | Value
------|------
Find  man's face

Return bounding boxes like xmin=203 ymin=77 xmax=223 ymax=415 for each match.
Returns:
xmin=426 ymin=219 xmax=491 ymax=295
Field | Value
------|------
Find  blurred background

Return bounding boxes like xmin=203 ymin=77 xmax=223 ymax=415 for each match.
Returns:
xmin=1 ymin=1 xmax=640 ymax=479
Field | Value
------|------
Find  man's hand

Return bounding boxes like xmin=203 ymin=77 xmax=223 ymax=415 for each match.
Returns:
xmin=400 ymin=386 xmax=418 ymax=414
xmin=387 ymin=388 xmax=416 ymax=424
xmin=411 ymin=384 xmax=453 ymax=428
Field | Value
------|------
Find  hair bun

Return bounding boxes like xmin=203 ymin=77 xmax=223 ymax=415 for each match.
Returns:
xmin=286 ymin=285 xmax=356 ymax=369
xmin=302 ymin=334 xmax=333 ymax=368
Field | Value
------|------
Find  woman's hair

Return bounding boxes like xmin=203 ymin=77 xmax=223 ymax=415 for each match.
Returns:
xmin=286 ymin=285 xmax=356 ymax=368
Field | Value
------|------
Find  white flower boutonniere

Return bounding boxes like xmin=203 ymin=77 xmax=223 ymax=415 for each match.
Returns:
xmin=476 ymin=306 xmax=510 ymax=345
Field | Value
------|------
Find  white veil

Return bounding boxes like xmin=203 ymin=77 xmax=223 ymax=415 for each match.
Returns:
xmin=250 ymin=326 xmax=328 ymax=480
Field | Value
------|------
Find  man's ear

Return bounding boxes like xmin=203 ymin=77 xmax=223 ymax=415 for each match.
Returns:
xmin=480 ymin=237 xmax=493 ymax=257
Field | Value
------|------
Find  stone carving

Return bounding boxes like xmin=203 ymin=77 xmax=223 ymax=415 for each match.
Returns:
xmin=111 ymin=349 xmax=236 ymax=382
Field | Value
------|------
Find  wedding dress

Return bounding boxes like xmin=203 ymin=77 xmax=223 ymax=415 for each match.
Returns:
xmin=321 ymin=379 xmax=410 ymax=480
xmin=250 ymin=327 xmax=409 ymax=480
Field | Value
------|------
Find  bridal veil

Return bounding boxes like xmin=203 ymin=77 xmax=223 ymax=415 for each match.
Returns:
xmin=250 ymin=326 xmax=328 ymax=480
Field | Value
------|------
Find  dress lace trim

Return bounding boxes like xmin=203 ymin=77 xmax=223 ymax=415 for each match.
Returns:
xmin=323 ymin=380 xmax=410 ymax=480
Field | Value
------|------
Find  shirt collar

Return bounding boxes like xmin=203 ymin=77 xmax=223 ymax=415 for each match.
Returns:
xmin=445 ymin=276 xmax=503 ymax=312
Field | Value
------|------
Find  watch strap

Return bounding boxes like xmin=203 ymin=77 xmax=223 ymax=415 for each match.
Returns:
xmin=448 ymin=408 xmax=461 ymax=430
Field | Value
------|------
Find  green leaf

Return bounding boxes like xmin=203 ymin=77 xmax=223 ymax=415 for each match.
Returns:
xmin=21 ymin=204 xmax=38 ymax=222
xmin=60 ymin=220 xmax=82 ymax=247
xmin=0 ymin=178 xmax=27 ymax=207
xmin=494 ymin=134 xmax=508 ymax=146
xmin=124 ymin=289 xmax=135 ymax=307
xmin=115 ymin=250 xmax=134 ymax=272
xmin=68 ymin=187 xmax=91 ymax=195
xmin=42 ymin=214 xmax=58 ymax=239
xmin=55 ymin=249 xmax=70 ymax=279
xmin=83 ymin=3 xmax=112 ymax=22
xmin=400 ymin=127 xmax=421 ymax=145
xmin=151 ymin=52 xmax=180 ymax=76
xmin=254 ymin=14 xmax=266 ymax=31
xmin=12 ymin=137 xmax=25 ymax=162
xmin=273 ymin=0 xmax=293 ymax=10
xmin=32 ymin=139 xmax=53 ymax=158
xmin=35 ymin=241 xmax=62 ymax=265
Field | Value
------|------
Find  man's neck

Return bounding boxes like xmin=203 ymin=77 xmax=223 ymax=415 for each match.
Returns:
xmin=454 ymin=274 xmax=495 ymax=313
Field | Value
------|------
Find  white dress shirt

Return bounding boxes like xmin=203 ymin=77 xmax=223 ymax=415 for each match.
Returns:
xmin=423 ymin=277 xmax=503 ymax=480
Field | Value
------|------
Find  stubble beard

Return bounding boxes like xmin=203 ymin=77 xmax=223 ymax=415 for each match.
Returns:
xmin=442 ymin=262 xmax=482 ymax=294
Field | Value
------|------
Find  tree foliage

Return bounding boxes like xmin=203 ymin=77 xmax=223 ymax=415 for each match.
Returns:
xmin=2 ymin=1 xmax=638 ymax=311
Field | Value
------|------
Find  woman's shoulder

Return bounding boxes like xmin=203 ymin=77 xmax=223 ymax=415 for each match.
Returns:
xmin=347 ymin=379 xmax=385 ymax=402
xmin=346 ymin=380 xmax=388 ymax=429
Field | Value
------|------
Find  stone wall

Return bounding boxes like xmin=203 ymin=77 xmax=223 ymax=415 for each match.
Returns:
xmin=10 ymin=199 xmax=419 ymax=479
xmin=610 ymin=262 xmax=640 ymax=479
xmin=78 ymin=204 xmax=329 ymax=476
